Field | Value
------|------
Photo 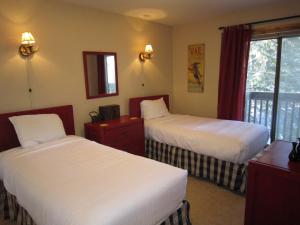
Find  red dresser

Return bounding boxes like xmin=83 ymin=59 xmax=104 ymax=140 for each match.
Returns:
xmin=84 ymin=116 xmax=144 ymax=156
xmin=245 ymin=141 xmax=300 ymax=225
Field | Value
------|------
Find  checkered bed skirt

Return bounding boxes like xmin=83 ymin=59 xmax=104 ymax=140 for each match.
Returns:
xmin=0 ymin=181 xmax=191 ymax=225
xmin=146 ymin=139 xmax=248 ymax=194
xmin=160 ymin=200 xmax=191 ymax=225
xmin=0 ymin=181 xmax=35 ymax=225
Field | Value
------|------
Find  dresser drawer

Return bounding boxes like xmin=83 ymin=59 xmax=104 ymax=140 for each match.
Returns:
xmin=108 ymin=138 xmax=130 ymax=149
xmin=127 ymin=141 xmax=144 ymax=156
xmin=104 ymin=123 xmax=143 ymax=141
xmin=112 ymin=140 xmax=144 ymax=156
xmin=104 ymin=131 xmax=143 ymax=149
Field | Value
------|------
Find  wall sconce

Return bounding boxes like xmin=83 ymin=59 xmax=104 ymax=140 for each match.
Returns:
xmin=19 ymin=32 xmax=39 ymax=57
xmin=139 ymin=44 xmax=154 ymax=62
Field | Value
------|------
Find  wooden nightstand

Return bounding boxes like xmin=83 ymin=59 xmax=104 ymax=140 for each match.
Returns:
xmin=84 ymin=116 xmax=144 ymax=156
xmin=245 ymin=141 xmax=300 ymax=225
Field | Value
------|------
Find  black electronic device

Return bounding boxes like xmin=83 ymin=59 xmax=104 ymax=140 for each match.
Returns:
xmin=99 ymin=104 xmax=120 ymax=121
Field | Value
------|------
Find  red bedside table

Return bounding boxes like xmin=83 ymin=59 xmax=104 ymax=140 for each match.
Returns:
xmin=84 ymin=116 xmax=144 ymax=156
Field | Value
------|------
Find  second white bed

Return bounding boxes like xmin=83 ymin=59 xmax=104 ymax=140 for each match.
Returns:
xmin=145 ymin=114 xmax=269 ymax=164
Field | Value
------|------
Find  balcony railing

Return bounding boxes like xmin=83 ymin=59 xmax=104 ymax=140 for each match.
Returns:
xmin=245 ymin=92 xmax=300 ymax=142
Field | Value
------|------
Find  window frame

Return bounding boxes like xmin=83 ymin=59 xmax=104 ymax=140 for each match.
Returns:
xmin=248 ymin=32 xmax=300 ymax=141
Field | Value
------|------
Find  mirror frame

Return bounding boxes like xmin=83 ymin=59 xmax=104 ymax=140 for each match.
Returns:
xmin=83 ymin=51 xmax=119 ymax=99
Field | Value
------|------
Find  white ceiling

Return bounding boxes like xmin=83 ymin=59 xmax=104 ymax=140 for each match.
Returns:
xmin=62 ymin=0 xmax=293 ymax=26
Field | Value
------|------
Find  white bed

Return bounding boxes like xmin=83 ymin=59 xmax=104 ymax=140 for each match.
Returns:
xmin=129 ymin=95 xmax=269 ymax=193
xmin=145 ymin=114 xmax=269 ymax=164
xmin=0 ymin=136 xmax=187 ymax=225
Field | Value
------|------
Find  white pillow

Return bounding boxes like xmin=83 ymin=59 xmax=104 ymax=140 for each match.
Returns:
xmin=140 ymin=98 xmax=170 ymax=120
xmin=9 ymin=114 xmax=66 ymax=148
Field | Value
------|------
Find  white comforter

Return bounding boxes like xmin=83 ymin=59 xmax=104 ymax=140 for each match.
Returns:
xmin=145 ymin=114 xmax=269 ymax=164
xmin=0 ymin=136 xmax=187 ymax=225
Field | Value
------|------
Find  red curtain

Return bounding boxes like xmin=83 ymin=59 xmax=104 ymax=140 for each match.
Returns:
xmin=217 ymin=25 xmax=252 ymax=121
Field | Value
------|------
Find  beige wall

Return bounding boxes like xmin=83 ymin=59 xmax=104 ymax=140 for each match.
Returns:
xmin=172 ymin=1 xmax=300 ymax=118
xmin=2 ymin=0 xmax=300 ymax=137
xmin=0 ymin=0 xmax=172 ymax=135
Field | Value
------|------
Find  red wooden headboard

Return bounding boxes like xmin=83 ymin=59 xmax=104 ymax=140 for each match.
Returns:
xmin=0 ymin=105 xmax=75 ymax=151
xmin=129 ymin=95 xmax=169 ymax=117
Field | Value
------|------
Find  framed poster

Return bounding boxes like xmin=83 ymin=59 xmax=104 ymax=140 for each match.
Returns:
xmin=187 ymin=44 xmax=205 ymax=93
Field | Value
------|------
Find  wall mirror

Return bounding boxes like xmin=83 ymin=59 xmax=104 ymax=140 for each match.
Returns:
xmin=83 ymin=51 xmax=119 ymax=99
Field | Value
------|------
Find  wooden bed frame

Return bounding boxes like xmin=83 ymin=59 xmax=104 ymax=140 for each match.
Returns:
xmin=129 ymin=94 xmax=169 ymax=117
xmin=0 ymin=105 xmax=75 ymax=152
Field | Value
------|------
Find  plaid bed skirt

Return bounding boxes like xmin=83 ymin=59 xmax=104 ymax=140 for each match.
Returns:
xmin=160 ymin=200 xmax=191 ymax=225
xmin=146 ymin=139 xmax=248 ymax=194
xmin=0 ymin=181 xmax=35 ymax=225
xmin=0 ymin=181 xmax=191 ymax=225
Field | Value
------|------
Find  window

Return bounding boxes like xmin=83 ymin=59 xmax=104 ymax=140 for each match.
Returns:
xmin=104 ymin=55 xmax=116 ymax=94
xmin=245 ymin=35 xmax=300 ymax=142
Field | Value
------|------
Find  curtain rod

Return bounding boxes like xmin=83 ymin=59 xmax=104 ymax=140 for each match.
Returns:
xmin=218 ymin=15 xmax=300 ymax=30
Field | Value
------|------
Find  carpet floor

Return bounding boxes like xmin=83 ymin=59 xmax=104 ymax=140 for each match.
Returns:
xmin=186 ymin=176 xmax=245 ymax=225
xmin=0 ymin=176 xmax=245 ymax=225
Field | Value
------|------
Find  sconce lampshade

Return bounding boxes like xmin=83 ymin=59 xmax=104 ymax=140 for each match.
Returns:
xmin=139 ymin=44 xmax=154 ymax=62
xmin=144 ymin=44 xmax=153 ymax=53
xmin=19 ymin=32 xmax=38 ymax=57
xmin=21 ymin=32 xmax=35 ymax=45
